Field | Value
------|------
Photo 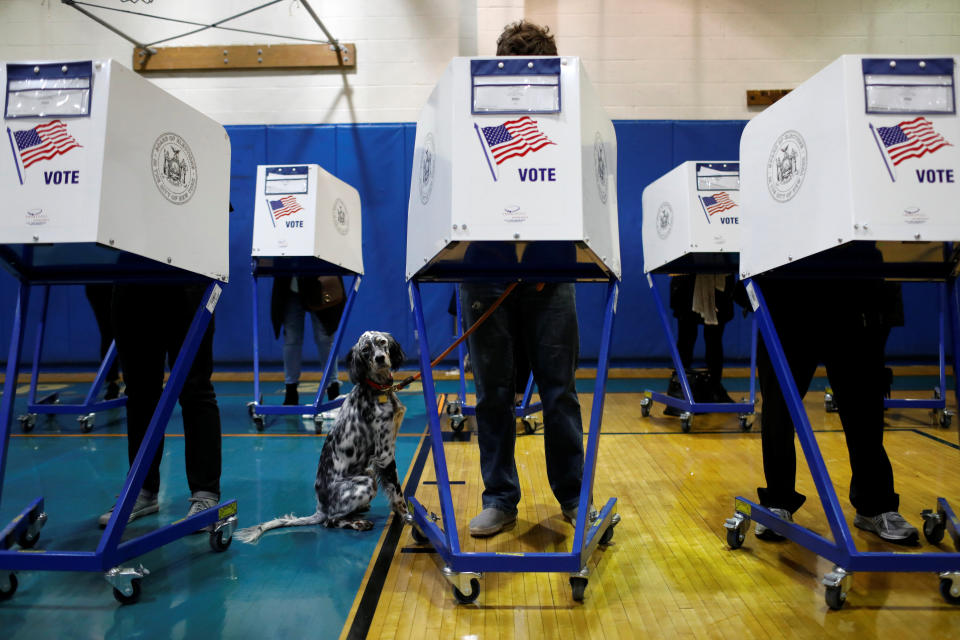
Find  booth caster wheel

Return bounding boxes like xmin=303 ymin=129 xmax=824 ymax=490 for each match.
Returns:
xmin=825 ymin=584 xmax=846 ymax=610
xmin=410 ymin=525 xmax=429 ymax=545
xmin=738 ymin=415 xmax=752 ymax=431
xmin=18 ymin=414 xmax=35 ymax=432
xmin=0 ymin=573 xmax=17 ymax=601
xmin=724 ymin=512 xmax=750 ymax=550
xmin=922 ymin=509 xmax=946 ymax=545
xmin=640 ymin=397 xmax=652 ymax=418
xmin=520 ymin=417 xmax=539 ymax=434
xmin=253 ymin=416 xmax=265 ymax=431
xmin=599 ymin=522 xmax=615 ymax=545
xmin=17 ymin=528 xmax=39 ymax=550
xmin=822 ymin=567 xmax=852 ymax=610
xmin=450 ymin=415 xmax=466 ymax=432
xmin=726 ymin=525 xmax=745 ymax=549
xmin=570 ymin=576 xmax=588 ymax=602
xmin=112 ymin=578 xmax=141 ymax=605
xmin=445 ymin=400 xmax=462 ymax=416
xmin=78 ymin=413 xmax=95 ymax=432
xmin=453 ymin=578 xmax=480 ymax=605
xmin=940 ymin=573 xmax=960 ymax=605
xmin=824 ymin=391 xmax=837 ymax=413
xmin=938 ymin=410 xmax=953 ymax=429
xmin=680 ymin=412 xmax=693 ymax=433
xmin=209 ymin=529 xmax=232 ymax=552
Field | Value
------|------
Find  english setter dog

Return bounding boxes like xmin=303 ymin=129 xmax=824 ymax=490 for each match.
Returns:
xmin=236 ymin=331 xmax=408 ymax=542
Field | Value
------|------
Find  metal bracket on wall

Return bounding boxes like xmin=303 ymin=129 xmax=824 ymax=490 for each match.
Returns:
xmin=61 ymin=0 xmax=354 ymax=72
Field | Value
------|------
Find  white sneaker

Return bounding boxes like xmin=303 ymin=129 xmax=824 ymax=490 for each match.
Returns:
xmin=754 ymin=507 xmax=793 ymax=541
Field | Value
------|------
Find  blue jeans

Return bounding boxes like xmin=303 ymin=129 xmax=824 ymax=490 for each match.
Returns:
xmin=282 ymin=295 xmax=338 ymax=386
xmin=461 ymin=282 xmax=584 ymax=516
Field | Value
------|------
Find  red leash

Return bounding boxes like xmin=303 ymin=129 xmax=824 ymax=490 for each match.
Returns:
xmin=390 ymin=282 xmax=520 ymax=392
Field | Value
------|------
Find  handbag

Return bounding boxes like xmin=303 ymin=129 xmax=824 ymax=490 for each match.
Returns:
xmin=300 ymin=276 xmax=345 ymax=312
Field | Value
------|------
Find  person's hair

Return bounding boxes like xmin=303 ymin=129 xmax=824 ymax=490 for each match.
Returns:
xmin=496 ymin=20 xmax=558 ymax=56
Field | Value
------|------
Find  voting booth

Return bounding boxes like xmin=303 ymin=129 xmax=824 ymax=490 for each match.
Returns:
xmin=0 ymin=59 xmax=236 ymax=604
xmin=641 ymin=161 xmax=743 ymax=274
xmin=403 ymin=56 xmax=620 ymax=604
xmin=247 ymin=164 xmax=364 ymax=429
xmin=639 ymin=162 xmax=756 ymax=431
xmin=406 ymin=56 xmax=620 ymax=282
xmin=725 ymin=54 xmax=960 ymax=609
xmin=739 ymin=55 xmax=960 ymax=281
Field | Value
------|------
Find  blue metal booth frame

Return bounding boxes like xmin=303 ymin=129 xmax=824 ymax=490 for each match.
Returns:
xmin=246 ymin=256 xmax=361 ymax=431
xmin=402 ymin=243 xmax=621 ymax=604
xmin=18 ymin=284 xmax=127 ymax=433
xmin=0 ymin=243 xmax=238 ymax=605
xmin=723 ymin=254 xmax=960 ymax=610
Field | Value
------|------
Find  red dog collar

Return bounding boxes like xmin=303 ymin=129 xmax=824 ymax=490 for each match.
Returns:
xmin=365 ymin=378 xmax=394 ymax=391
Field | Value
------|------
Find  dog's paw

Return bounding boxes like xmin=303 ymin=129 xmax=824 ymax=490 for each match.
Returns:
xmin=391 ymin=499 xmax=408 ymax=518
xmin=349 ymin=519 xmax=375 ymax=531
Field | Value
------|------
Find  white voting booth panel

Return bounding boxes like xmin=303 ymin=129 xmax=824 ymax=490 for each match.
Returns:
xmin=0 ymin=59 xmax=230 ymax=281
xmin=406 ymin=56 xmax=620 ymax=280
xmin=641 ymin=161 xmax=741 ymax=273
xmin=251 ymin=164 xmax=363 ymax=274
xmin=740 ymin=54 xmax=960 ymax=278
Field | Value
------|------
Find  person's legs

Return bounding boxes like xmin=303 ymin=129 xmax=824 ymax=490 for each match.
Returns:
xmin=704 ymin=322 xmax=733 ymax=403
xmin=167 ymin=285 xmax=221 ymax=500
xmin=461 ymin=283 xmax=521 ymax=517
xmin=675 ymin=314 xmax=698 ymax=372
xmin=703 ymin=323 xmax=725 ymax=384
xmin=282 ymin=295 xmax=306 ymax=403
xmin=755 ymin=283 xmax=819 ymax=516
xmin=85 ymin=284 xmax=120 ymax=389
xmin=522 ymin=283 xmax=584 ymax=513
xmin=308 ymin=311 xmax=340 ymax=400
xmin=823 ymin=317 xmax=898 ymax=517
xmin=112 ymin=284 xmax=167 ymax=496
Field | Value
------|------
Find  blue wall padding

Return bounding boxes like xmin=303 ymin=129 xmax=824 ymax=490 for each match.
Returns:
xmin=0 ymin=121 xmax=944 ymax=369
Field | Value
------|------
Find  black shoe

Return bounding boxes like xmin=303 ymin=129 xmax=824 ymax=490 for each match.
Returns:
xmin=711 ymin=383 xmax=734 ymax=404
xmin=283 ymin=383 xmax=299 ymax=406
xmin=663 ymin=371 xmax=684 ymax=416
xmin=104 ymin=381 xmax=121 ymax=401
xmin=326 ymin=381 xmax=341 ymax=402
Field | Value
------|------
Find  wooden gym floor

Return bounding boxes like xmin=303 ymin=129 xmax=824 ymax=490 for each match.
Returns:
xmin=347 ymin=368 xmax=960 ymax=640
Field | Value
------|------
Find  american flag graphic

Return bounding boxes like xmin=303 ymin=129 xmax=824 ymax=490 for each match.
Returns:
xmin=480 ymin=116 xmax=555 ymax=165
xmin=876 ymin=117 xmax=951 ymax=166
xmin=12 ymin=120 xmax=81 ymax=169
xmin=700 ymin=192 xmax=737 ymax=216
xmin=268 ymin=196 xmax=303 ymax=219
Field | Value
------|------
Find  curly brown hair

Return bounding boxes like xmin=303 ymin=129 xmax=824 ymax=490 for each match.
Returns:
xmin=496 ymin=20 xmax=558 ymax=56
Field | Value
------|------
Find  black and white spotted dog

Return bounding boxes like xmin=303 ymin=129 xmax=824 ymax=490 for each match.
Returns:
xmin=236 ymin=331 xmax=408 ymax=542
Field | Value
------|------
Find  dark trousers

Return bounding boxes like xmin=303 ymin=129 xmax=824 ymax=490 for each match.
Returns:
xmin=676 ymin=315 xmax=725 ymax=383
xmin=112 ymin=284 xmax=221 ymax=496
xmin=461 ymin=282 xmax=584 ymax=515
xmin=755 ymin=279 xmax=898 ymax=517
xmin=85 ymin=284 xmax=119 ymax=383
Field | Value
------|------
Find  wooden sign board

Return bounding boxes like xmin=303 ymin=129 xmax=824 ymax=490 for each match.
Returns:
xmin=133 ymin=43 xmax=356 ymax=72
xmin=746 ymin=89 xmax=792 ymax=107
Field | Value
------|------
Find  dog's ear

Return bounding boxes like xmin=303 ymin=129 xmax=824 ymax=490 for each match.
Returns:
xmin=346 ymin=345 xmax=365 ymax=384
xmin=388 ymin=336 xmax=405 ymax=371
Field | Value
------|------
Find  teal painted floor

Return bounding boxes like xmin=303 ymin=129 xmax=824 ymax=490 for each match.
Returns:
xmin=0 ymin=381 xmax=423 ymax=639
